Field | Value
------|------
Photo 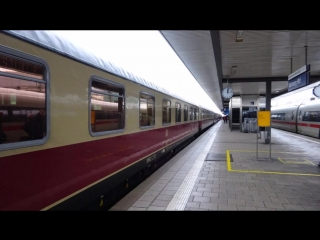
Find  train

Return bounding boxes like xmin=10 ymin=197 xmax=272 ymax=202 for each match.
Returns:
xmin=0 ymin=30 xmax=221 ymax=210
xmin=271 ymin=99 xmax=320 ymax=139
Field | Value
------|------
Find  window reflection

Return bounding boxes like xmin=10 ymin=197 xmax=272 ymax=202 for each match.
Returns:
xmin=190 ymin=107 xmax=194 ymax=121
xmin=184 ymin=105 xmax=188 ymax=121
xmin=0 ymin=55 xmax=46 ymax=144
xmin=90 ymin=80 xmax=125 ymax=132
xmin=175 ymin=103 xmax=181 ymax=123
xmin=162 ymin=99 xmax=171 ymax=124
xmin=140 ymin=93 xmax=155 ymax=127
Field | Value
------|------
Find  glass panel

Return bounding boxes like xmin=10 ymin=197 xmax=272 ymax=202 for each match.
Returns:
xmin=91 ymin=81 xmax=124 ymax=97
xmin=162 ymin=100 xmax=171 ymax=124
xmin=184 ymin=105 xmax=188 ymax=121
xmin=140 ymin=93 xmax=155 ymax=127
xmin=190 ymin=107 xmax=193 ymax=121
xmin=175 ymin=103 xmax=181 ymax=123
xmin=91 ymin=81 xmax=124 ymax=132
xmin=232 ymin=108 xmax=240 ymax=123
xmin=194 ymin=108 xmax=198 ymax=120
xmin=140 ymin=93 xmax=155 ymax=103
xmin=0 ymin=76 xmax=46 ymax=144
xmin=0 ymin=55 xmax=44 ymax=80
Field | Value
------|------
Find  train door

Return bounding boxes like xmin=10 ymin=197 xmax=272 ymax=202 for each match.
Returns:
xmin=289 ymin=108 xmax=297 ymax=133
xmin=295 ymin=104 xmax=303 ymax=133
xmin=231 ymin=108 xmax=240 ymax=130
xmin=297 ymin=105 xmax=313 ymax=136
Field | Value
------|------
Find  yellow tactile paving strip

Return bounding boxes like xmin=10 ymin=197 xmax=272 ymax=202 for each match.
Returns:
xmin=226 ymin=150 xmax=320 ymax=177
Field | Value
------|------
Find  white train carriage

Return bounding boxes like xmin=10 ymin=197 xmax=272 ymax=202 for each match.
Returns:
xmin=297 ymin=100 xmax=320 ymax=138
xmin=271 ymin=105 xmax=298 ymax=132
xmin=271 ymin=99 xmax=320 ymax=139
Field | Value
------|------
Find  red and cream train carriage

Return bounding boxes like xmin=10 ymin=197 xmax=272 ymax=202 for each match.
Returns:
xmin=0 ymin=31 xmax=220 ymax=210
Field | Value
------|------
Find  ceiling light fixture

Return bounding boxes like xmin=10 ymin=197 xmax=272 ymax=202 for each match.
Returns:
xmin=236 ymin=30 xmax=244 ymax=42
xmin=231 ymin=66 xmax=237 ymax=75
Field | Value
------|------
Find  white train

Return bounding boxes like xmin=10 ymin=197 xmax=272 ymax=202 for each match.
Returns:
xmin=271 ymin=99 xmax=320 ymax=139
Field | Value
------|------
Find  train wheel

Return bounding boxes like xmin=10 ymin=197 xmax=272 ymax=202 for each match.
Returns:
xmin=170 ymin=149 xmax=174 ymax=158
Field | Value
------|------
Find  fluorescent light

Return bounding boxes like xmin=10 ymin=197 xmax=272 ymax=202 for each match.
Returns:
xmin=236 ymin=30 xmax=244 ymax=42
xmin=231 ymin=66 xmax=237 ymax=75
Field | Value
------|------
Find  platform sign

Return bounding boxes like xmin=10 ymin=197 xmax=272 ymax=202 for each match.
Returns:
xmin=288 ymin=71 xmax=309 ymax=92
xmin=257 ymin=111 xmax=270 ymax=127
xmin=288 ymin=64 xmax=310 ymax=92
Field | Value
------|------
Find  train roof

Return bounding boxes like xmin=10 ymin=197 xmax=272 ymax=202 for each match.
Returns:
xmin=271 ymin=98 xmax=320 ymax=110
xmin=2 ymin=30 xmax=216 ymax=112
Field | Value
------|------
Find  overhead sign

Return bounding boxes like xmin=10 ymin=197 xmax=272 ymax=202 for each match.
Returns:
xmin=288 ymin=65 xmax=309 ymax=80
xmin=257 ymin=111 xmax=270 ymax=127
xmin=288 ymin=72 xmax=309 ymax=92
xmin=288 ymin=64 xmax=310 ymax=92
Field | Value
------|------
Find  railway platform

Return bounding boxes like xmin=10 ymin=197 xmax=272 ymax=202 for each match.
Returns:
xmin=109 ymin=120 xmax=320 ymax=211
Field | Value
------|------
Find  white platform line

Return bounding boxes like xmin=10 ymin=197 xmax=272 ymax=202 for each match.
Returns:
xmin=275 ymin=129 xmax=320 ymax=145
xmin=165 ymin=123 xmax=219 ymax=210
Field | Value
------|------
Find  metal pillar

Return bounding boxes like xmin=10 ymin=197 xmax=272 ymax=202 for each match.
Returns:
xmin=265 ymin=80 xmax=271 ymax=144
xmin=305 ymin=46 xmax=307 ymax=65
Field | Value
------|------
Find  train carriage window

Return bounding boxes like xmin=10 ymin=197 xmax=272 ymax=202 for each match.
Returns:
xmin=302 ymin=111 xmax=310 ymax=121
xmin=184 ymin=105 xmax=188 ymax=122
xmin=0 ymin=48 xmax=48 ymax=150
xmin=175 ymin=102 xmax=181 ymax=123
xmin=302 ymin=111 xmax=320 ymax=122
xmin=190 ymin=107 xmax=194 ymax=121
xmin=203 ymin=109 xmax=211 ymax=120
xmin=90 ymin=77 xmax=125 ymax=135
xmin=310 ymin=111 xmax=320 ymax=122
xmin=140 ymin=92 xmax=155 ymax=128
xmin=194 ymin=107 xmax=198 ymax=120
xmin=271 ymin=113 xmax=286 ymax=120
xmin=299 ymin=110 xmax=302 ymax=120
xmin=162 ymin=99 xmax=171 ymax=124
